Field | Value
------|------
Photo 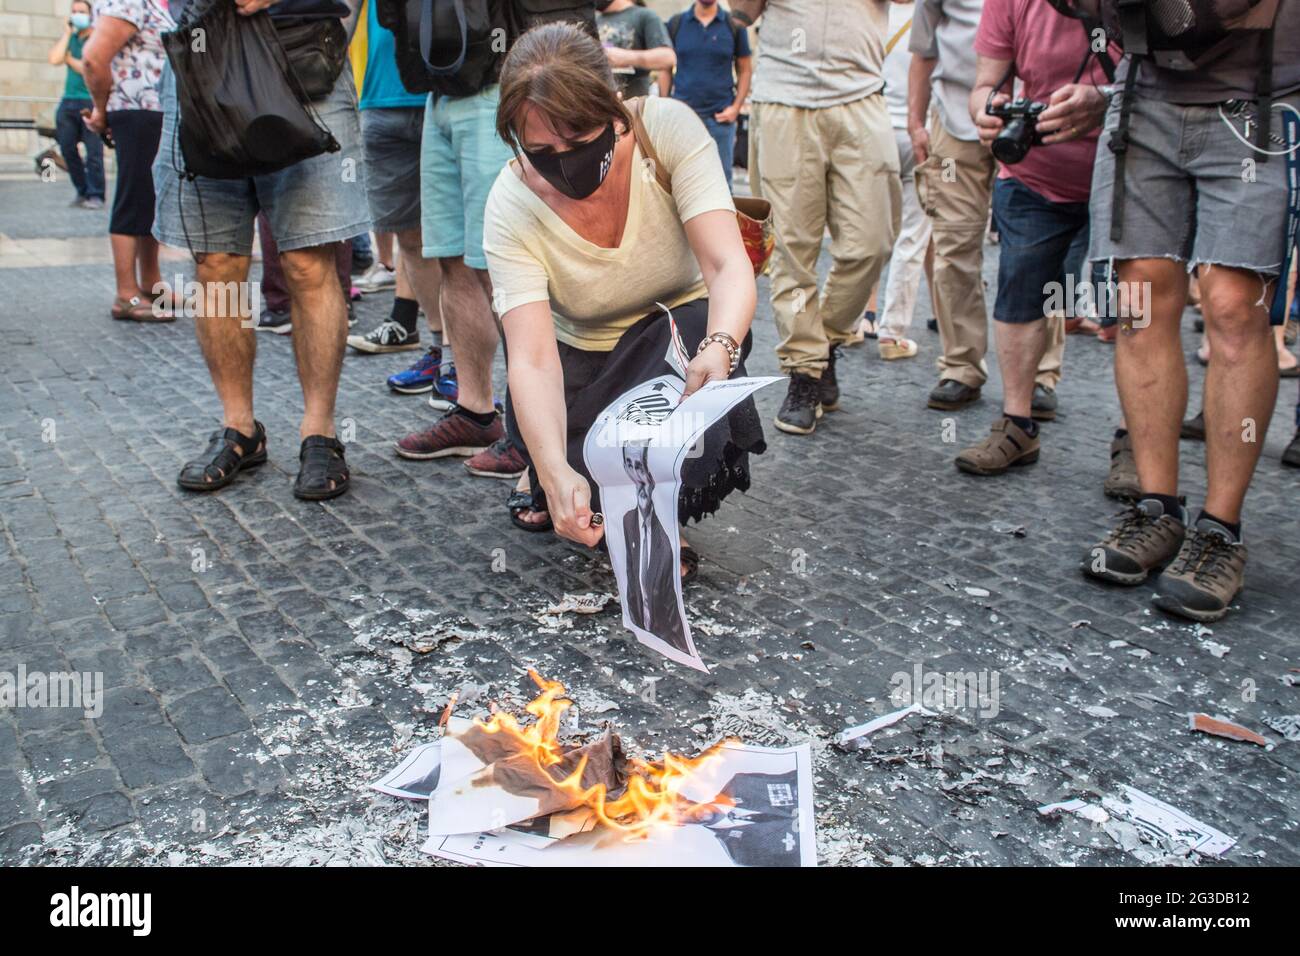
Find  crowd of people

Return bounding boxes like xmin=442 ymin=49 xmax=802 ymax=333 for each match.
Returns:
xmin=60 ymin=0 xmax=1300 ymax=624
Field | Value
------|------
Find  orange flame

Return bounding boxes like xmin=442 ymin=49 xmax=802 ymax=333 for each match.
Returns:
xmin=465 ymin=670 xmax=728 ymax=833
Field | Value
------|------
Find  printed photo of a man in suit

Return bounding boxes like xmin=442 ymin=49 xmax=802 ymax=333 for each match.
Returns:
xmin=620 ymin=442 xmax=688 ymax=652
xmin=689 ymin=770 xmax=803 ymax=867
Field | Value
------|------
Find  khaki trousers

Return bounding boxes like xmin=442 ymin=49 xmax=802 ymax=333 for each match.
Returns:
xmin=915 ymin=111 xmax=1064 ymax=389
xmin=751 ymin=94 xmax=902 ymax=378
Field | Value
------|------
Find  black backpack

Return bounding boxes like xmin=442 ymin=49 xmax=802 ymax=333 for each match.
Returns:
xmin=162 ymin=0 xmax=338 ymax=180
xmin=377 ymin=0 xmax=596 ymax=99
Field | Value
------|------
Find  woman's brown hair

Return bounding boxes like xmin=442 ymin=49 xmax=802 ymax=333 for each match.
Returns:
xmin=496 ymin=21 xmax=633 ymax=156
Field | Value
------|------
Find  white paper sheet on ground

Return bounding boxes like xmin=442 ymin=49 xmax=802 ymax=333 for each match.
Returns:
xmin=421 ymin=742 xmax=816 ymax=867
xmin=584 ymin=374 xmax=780 ymax=671
xmin=836 ymin=703 xmax=930 ymax=747
xmin=369 ymin=717 xmax=472 ymax=800
xmin=1101 ymin=785 xmax=1237 ymax=857
xmin=426 ymin=732 xmax=541 ymax=836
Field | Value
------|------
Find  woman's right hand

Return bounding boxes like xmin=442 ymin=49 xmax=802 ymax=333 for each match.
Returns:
xmin=545 ymin=466 xmax=605 ymax=549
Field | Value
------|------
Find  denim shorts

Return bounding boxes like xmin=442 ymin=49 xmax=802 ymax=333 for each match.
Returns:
xmin=1088 ymin=92 xmax=1299 ymax=275
xmin=990 ymin=175 xmax=1090 ymax=324
xmin=361 ymin=106 xmax=424 ymax=233
xmin=420 ymin=86 xmax=514 ymax=269
xmin=152 ymin=65 xmax=371 ymax=255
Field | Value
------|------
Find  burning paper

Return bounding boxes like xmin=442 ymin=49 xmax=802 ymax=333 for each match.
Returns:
xmin=583 ymin=373 xmax=779 ymax=671
xmin=423 ymin=740 xmax=816 ymax=867
xmin=411 ymin=672 xmax=816 ymax=866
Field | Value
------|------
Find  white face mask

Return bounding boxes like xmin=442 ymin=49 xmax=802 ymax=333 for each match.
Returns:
xmin=71 ymin=12 xmax=92 ymax=29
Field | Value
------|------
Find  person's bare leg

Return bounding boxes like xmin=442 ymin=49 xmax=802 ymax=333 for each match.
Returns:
xmin=110 ymin=235 xmax=141 ymax=301
xmin=995 ymin=319 xmax=1047 ymax=419
xmin=1113 ymin=259 xmax=1189 ymax=497
xmin=281 ymin=244 xmax=347 ymax=440
xmin=437 ymin=256 xmax=498 ymax=414
xmin=374 ymin=230 xmax=395 ymax=271
xmin=136 ymin=236 xmax=163 ymax=299
xmin=396 ymin=230 xmax=444 ymax=340
xmin=193 ymin=252 xmax=257 ymax=444
xmin=1199 ymin=266 xmax=1278 ymax=523
xmin=1274 ymin=323 xmax=1296 ymax=372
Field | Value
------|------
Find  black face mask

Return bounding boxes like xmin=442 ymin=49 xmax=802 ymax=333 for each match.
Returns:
xmin=523 ymin=123 xmax=617 ymax=200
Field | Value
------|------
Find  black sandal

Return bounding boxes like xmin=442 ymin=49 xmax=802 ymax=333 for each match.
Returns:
xmin=293 ymin=435 xmax=350 ymax=501
xmin=508 ymin=486 xmax=553 ymax=533
xmin=177 ymin=421 xmax=267 ymax=492
xmin=680 ymin=545 xmax=700 ymax=583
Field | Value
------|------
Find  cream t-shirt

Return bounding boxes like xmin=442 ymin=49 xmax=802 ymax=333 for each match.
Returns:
xmin=483 ymin=97 xmax=736 ymax=353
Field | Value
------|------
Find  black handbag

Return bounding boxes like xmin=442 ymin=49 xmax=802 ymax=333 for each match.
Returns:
xmin=274 ymin=17 xmax=350 ymax=102
xmin=162 ymin=0 xmax=339 ymax=180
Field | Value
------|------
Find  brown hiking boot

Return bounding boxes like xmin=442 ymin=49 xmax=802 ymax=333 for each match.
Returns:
xmin=955 ymin=417 xmax=1039 ymax=476
xmin=1081 ymin=499 xmax=1185 ymax=585
xmin=1153 ymin=518 xmax=1247 ymax=622
xmin=1103 ymin=431 xmax=1140 ymax=500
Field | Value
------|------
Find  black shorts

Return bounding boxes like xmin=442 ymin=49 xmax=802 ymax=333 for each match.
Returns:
xmin=107 ymin=109 xmax=163 ymax=237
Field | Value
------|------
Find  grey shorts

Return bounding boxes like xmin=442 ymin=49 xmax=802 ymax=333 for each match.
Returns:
xmin=152 ymin=64 xmax=371 ymax=255
xmin=1088 ymin=92 xmax=1299 ymax=276
xmin=360 ymin=106 xmax=424 ymax=233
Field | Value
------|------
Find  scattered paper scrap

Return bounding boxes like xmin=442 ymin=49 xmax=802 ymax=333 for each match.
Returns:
xmin=1084 ymin=705 xmax=1119 ymax=719
xmin=1188 ymin=713 xmax=1271 ymax=748
xmin=1262 ymin=714 xmax=1300 ymax=741
xmin=1037 ymin=799 xmax=1110 ymax=825
xmin=836 ymin=703 xmax=927 ymax=749
xmin=1101 ymin=786 xmax=1236 ymax=858
xmin=544 ymin=593 xmax=614 ymax=616
xmin=1199 ymin=639 xmax=1230 ymax=658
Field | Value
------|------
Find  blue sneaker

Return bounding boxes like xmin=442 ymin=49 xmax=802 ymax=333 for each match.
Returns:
xmin=428 ymin=363 xmax=459 ymax=411
xmin=387 ymin=347 xmax=442 ymax=394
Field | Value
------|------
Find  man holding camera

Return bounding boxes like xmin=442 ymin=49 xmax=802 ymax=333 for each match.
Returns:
xmin=910 ymin=0 xmax=1067 ymax=417
xmin=952 ymin=0 xmax=1111 ymax=476
xmin=1081 ymin=0 xmax=1299 ymax=622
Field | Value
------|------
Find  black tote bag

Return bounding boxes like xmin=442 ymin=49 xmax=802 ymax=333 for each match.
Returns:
xmin=162 ymin=0 xmax=339 ymax=180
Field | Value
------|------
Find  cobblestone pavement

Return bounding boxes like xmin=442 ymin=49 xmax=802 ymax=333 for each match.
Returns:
xmin=1 ymin=173 xmax=1297 ymax=867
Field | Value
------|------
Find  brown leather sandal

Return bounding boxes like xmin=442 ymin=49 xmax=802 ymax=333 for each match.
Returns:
xmin=111 ymin=295 xmax=174 ymax=322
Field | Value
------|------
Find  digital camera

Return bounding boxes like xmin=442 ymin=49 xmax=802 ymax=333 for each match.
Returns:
xmin=985 ymin=97 xmax=1048 ymax=165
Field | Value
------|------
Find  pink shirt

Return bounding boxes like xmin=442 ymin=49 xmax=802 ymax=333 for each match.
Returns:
xmin=974 ymin=0 xmax=1112 ymax=205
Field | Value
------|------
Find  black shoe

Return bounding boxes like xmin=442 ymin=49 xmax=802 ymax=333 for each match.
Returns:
xmin=1283 ymin=429 xmax=1300 ymax=468
xmin=820 ymin=345 xmax=841 ymax=412
xmin=1030 ymin=384 xmax=1058 ymax=422
xmin=775 ymin=373 xmax=822 ymax=435
xmin=928 ymin=378 xmax=981 ymax=410
xmin=1181 ymin=410 xmax=1205 ymax=442
xmin=926 ymin=318 xmax=938 ymax=333
xmin=257 ymin=309 xmax=291 ymax=335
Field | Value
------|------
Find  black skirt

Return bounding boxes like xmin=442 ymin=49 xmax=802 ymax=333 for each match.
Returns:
xmin=505 ymin=297 xmax=766 ymax=525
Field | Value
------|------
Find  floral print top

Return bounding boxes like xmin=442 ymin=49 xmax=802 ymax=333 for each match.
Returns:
xmin=95 ymin=0 xmax=174 ymax=113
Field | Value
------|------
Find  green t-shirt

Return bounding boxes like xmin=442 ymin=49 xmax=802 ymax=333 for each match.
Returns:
xmin=63 ymin=32 xmax=90 ymax=100
xmin=597 ymin=6 xmax=671 ymax=99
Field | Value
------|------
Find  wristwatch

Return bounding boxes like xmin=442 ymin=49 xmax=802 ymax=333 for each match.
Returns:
xmin=697 ymin=332 xmax=741 ymax=376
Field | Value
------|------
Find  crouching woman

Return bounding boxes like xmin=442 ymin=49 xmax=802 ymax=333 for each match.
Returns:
xmin=486 ymin=21 xmax=764 ymax=578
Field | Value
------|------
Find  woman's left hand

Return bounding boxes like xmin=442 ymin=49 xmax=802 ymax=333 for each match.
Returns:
xmin=81 ymin=106 xmax=107 ymax=136
xmin=683 ymin=341 xmax=731 ymax=399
